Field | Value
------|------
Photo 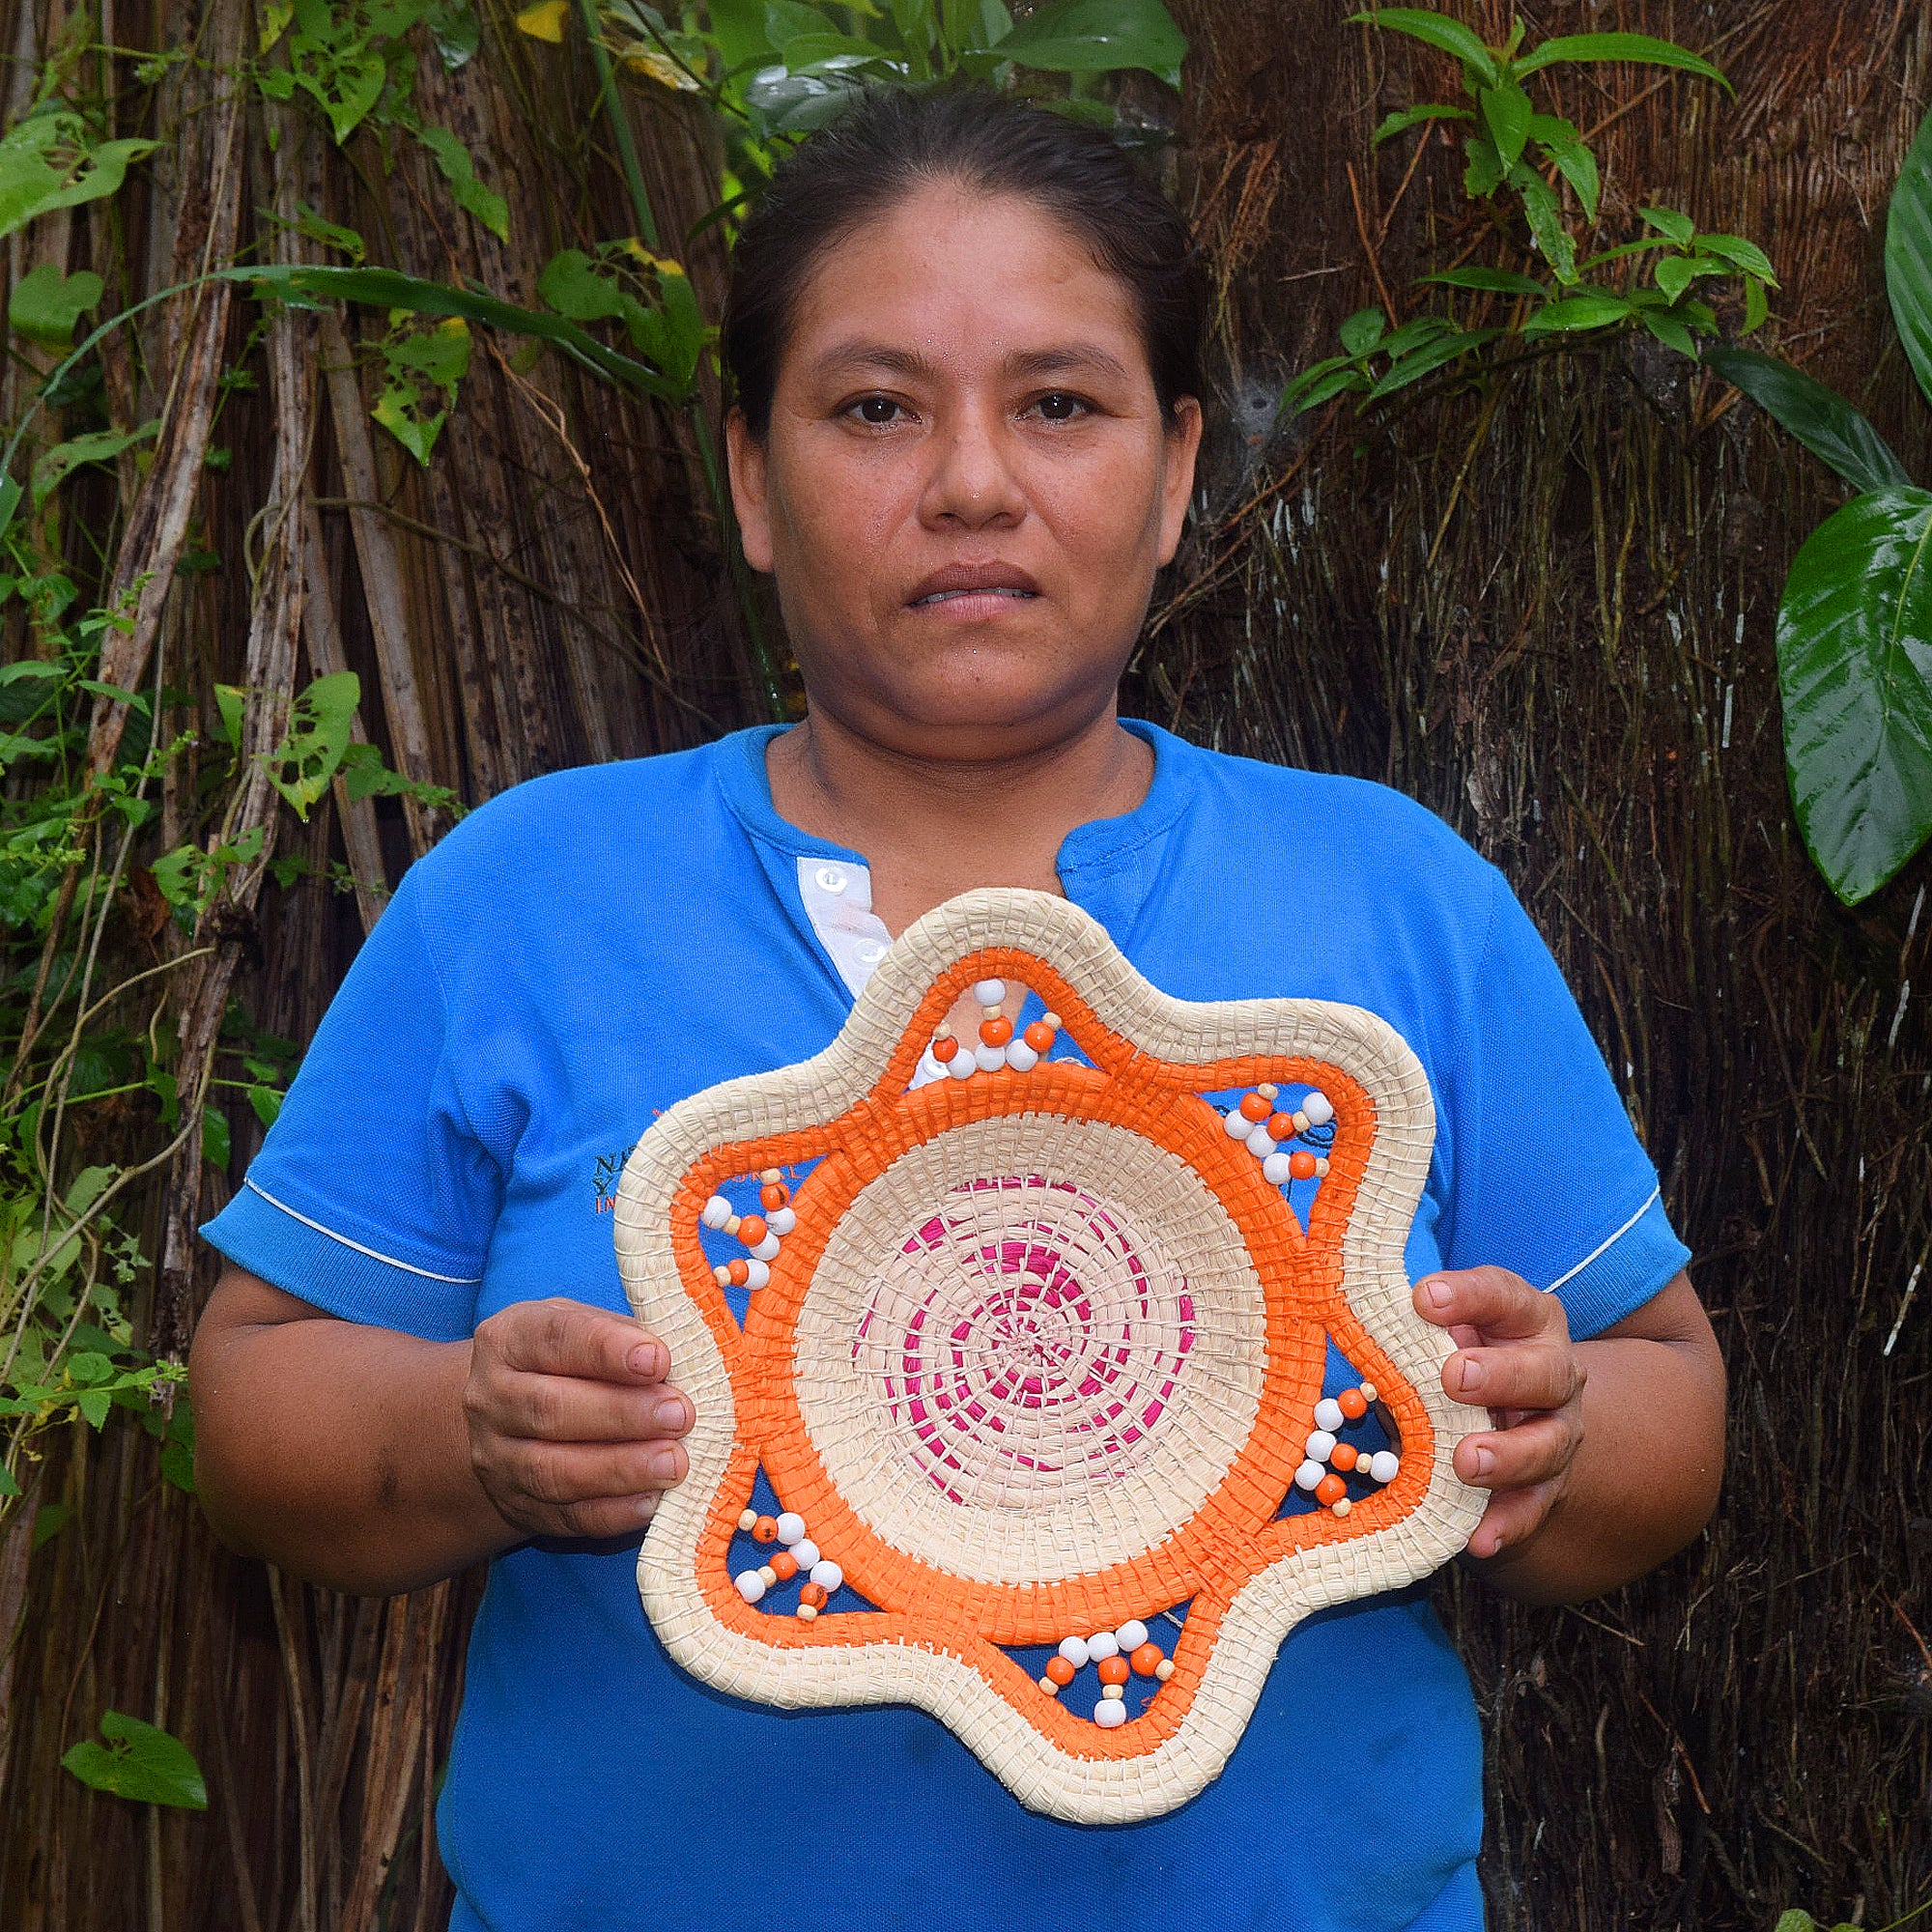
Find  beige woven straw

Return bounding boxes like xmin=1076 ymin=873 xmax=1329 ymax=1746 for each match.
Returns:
xmin=614 ymin=887 xmax=1486 ymax=1823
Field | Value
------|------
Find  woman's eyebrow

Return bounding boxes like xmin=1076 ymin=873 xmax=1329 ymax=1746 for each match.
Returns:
xmin=808 ymin=341 xmax=1133 ymax=384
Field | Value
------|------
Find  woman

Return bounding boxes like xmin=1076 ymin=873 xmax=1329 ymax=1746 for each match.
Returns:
xmin=192 ymin=87 xmax=1724 ymax=1931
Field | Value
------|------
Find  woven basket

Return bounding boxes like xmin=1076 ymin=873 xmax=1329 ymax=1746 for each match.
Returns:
xmin=613 ymin=887 xmax=1485 ymax=1822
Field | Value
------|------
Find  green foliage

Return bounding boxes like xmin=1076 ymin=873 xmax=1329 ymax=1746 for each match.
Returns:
xmin=538 ymin=243 xmax=707 ymax=395
xmin=61 ymin=1712 xmax=207 ymax=1810
xmin=0 ymin=105 xmax=156 ymax=244
xmin=371 ymin=314 xmax=472 ymax=466
xmin=1287 ymin=8 xmax=1763 ymax=415
xmin=8 ymin=264 xmax=103 ymax=349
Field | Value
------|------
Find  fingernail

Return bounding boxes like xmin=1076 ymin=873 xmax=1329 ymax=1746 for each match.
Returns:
xmin=1423 ymin=1278 xmax=1451 ymax=1310
xmin=635 ymin=1495 xmax=658 ymax=1524
xmin=653 ymin=1396 xmax=687 ymax=1433
xmin=629 ymin=1344 xmax=662 ymax=1378
xmin=648 ymin=1446 xmax=682 ymax=1483
xmin=1458 ymin=1356 xmax=1485 ymax=1394
xmin=1471 ymin=1443 xmax=1495 ymax=1477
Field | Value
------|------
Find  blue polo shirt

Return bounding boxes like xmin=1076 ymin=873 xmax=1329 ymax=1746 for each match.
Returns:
xmin=202 ymin=722 xmax=1689 ymax=1932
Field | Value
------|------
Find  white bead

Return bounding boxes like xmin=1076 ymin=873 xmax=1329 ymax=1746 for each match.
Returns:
xmin=1359 ymin=1382 xmax=1378 ymax=1403
xmin=1245 ymin=1125 xmax=1276 ymax=1157
xmin=796 ymin=1603 xmax=817 ymax=1621
xmin=1291 ymin=1110 xmax=1310 ymax=1134
xmin=701 ymin=1194 xmax=732 ymax=1230
xmin=1257 ymin=1083 xmax=1278 ymax=1100
xmin=1314 ymin=1398 xmax=1346 ymax=1434
xmin=775 ymin=1513 xmax=806 ymax=1545
xmin=1115 ymin=1620 xmax=1149 ymax=1652
xmin=1058 ymin=1635 xmax=1090 ymax=1667
xmin=1038 ymin=1676 xmax=1060 ymax=1696
xmin=1332 ymin=1497 xmax=1352 ymax=1518
xmin=948 ymin=1053 xmax=975 ymax=1081
xmin=749 ymin=1235 xmax=781 ymax=1262
xmin=734 ymin=1571 xmax=766 ymax=1603
xmin=1305 ymin=1430 xmax=1337 ymax=1463
xmin=1315 ymin=1157 xmax=1330 ymax=1179
xmin=975 ymin=1042 xmax=1006 ymax=1072
xmin=724 ymin=1214 xmax=742 ymax=1236
xmin=791 ymin=1539 xmax=820 ymax=1571
xmin=972 ymin=979 xmax=1006 ymax=1007
xmin=1086 ymin=1631 xmax=1120 ymax=1660
xmin=1369 ymin=1451 xmax=1401 ymax=1484
xmin=1224 ymin=1107 xmax=1252 ymax=1139
xmin=712 ymin=1265 xmax=732 ymax=1288
xmin=1294 ymin=1459 xmax=1325 ymax=1492
xmin=1101 ymin=1683 xmax=1124 ymax=1701
xmin=766 ymin=1208 xmax=797 ymax=1236
xmin=1262 ymin=1151 xmax=1293 ymax=1185
xmin=1154 ymin=1659 xmax=1175 ymax=1681
xmin=756 ymin=1565 xmax=777 ymax=1586
xmin=1093 ymin=1699 xmax=1127 ymax=1728
xmin=743 ymin=1260 xmax=770 ymax=1291
xmin=737 ymin=1509 xmax=758 ymax=1533
xmin=1004 ymin=1039 xmax=1038 ymax=1072
xmin=810 ymin=1560 xmax=842 ymax=1592
xmin=1302 ymin=1090 xmax=1334 ymax=1126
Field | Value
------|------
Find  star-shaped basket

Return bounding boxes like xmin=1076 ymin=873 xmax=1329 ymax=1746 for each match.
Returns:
xmin=614 ymin=888 xmax=1484 ymax=1823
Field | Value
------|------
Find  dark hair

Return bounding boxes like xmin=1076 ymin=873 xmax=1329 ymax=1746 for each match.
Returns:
xmin=722 ymin=86 xmax=1207 ymax=439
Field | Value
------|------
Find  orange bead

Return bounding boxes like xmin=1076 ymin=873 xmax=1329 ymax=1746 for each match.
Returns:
xmin=1329 ymin=1442 xmax=1358 ymax=1471
xmin=726 ymin=1259 xmax=751 ymax=1287
xmin=931 ymin=1035 xmax=959 ymax=1063
xmin=760 ymin=1180 xmax=790 ymax=1210
xmin=1096 ymin=1655 xmax=1130 ymax=1686
xmin=979 ymin=1014 xmax=1014 ymax=1046
xmin=1315 ymin=1473 xmax=1347 ymax=1506
xmin=1338 ymin=1387 xmax=1369 ymax=1420
xmin=752 ymin=1515 xmax=779 ymax=1543
xmin=769 ymin=1550 xmax=798 ymax=1580
xmin=798 ymin=1581 xmax=829 ymax=1608
xmin=1288 ymin=1151 xmax=1319 ymax=1180
xmin=1022 ymin=1020 xmax=1056 ymax=1052
xmin=1129 ymin=1642 xmax=1164 ymax=1677
xmin=737 ymin=1214 xmax=768 ymax=1246
xmin=1266 ymin=1113 xmax=1296 ymax=1140
xmin=1044 ymin=1655 xmax=1076 ymax=1687
xmin=1238 ymin=1092 xmax=1271 ymax=1122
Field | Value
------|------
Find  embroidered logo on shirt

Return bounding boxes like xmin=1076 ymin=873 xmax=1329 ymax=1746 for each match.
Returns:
xmin=592 ymin=1146 xmax=638 ymax=1213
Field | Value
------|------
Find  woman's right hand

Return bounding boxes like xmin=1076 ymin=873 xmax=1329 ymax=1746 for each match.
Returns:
xmin=464 ymin=1297 xmax=695 ymax=1540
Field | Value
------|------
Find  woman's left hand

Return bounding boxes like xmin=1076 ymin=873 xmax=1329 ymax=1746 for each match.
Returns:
xmin=1412 ymin=1266 xmax=1586 ymax=1562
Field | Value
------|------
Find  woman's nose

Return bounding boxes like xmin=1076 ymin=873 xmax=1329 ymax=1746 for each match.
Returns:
xmin=918 ymin=408 xmax=1026 ymax=530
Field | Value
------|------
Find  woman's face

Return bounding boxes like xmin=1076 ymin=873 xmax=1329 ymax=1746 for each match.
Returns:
xmin=728 ymin=182 xmax=1202 ymax=762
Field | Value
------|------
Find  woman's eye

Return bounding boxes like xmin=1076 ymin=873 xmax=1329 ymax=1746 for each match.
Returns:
xmin=1029 ymin=391 xmax=1091 ymax=422
xmin=849 ymin=396 xmax=907 ymax=426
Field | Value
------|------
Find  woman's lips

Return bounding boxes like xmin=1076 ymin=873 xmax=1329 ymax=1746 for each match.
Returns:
xmin=909 ymin=585 xmax=1040 ymax=617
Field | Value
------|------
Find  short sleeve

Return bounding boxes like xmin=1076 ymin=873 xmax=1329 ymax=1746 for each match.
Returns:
xmin=198 ymin=869 xmax=499 ymax=1341
xmin=1435 ymin=867 xmax=1690 ymax=1339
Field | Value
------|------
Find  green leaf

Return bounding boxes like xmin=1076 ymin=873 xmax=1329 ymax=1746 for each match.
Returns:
xmin=1345 ymin=9 xmax=1499 ymax=88
xmin=32 ymin=1502 xmax=73 ymax=1548
xmin=411 ymin=124 xmax=509 ymax=243
xmin=1655 ymin=253 xmax=1722 ymax=304
xmin=1639 ymin=204 xmax=1695 ymax=247
xmin=1521 ymin=291 xmax=1634 ymax=332
xmin=201 ymin=1105 xmax=231 ymax=1170
xmin=1704 ymin=347 xmax=1912 ymax=496
xmin=1371 ymin=102 xmax=1472 ymax=146
xmin=0 ymin=1464 xmax=20 ymax=1498
xmin=1744 ymin=273 xmax=1769 ymax=334
xmin=68 ymin=1351 xmax=113 ymax=1385
xmin=1696 ymin=232 xmax=1778 ymax=285
xmin=1479 ymin=85 xmax=1532 ymax=169
xmin=1640 ymin=307 xmax=1697 ymax=355
xmin=225 ymin=265 xmax=681 ymax=403
xmin=0 ymin=115 xmax=157 ymax=243
xmin=993 ymin=0 xmax=1188 ymax=85
xmin=290 ymin=36 xmax=387 ymax=145
xmin=76 ymin=1388 xmax=111 ymax=1429
xmin=265 ymin=669 xmax=360 ymax=817
xmin=1513 ymin=32 xmax=1730 ymax=93
xmin=245 ymin=1084 xmax=283 ymax=1128
xmin=1365 ymin=326 xmax=1500 ymax=399
xmin=0 ymin=473 xmax=19 ymax=545
xmin=1420 ymin=266 xmax=1546 ymax=297
xmin=1772 ymin=1914 xmax=1819 ymax=1932
xmin=1776 ymin=486 xmax=1932 ymax=903
xmin=1339 ymin=306 xmax=1386 ymax=355
xmin=1512 ymin=165 xmax=1577 ymax=283
xmin=214 ymin=683 xmax=246 ymax=754
xmin=1886 ymin=101 xmax=1932 ymax=415
xmin=62 ymin=1713 xmax=207 ymax=1810
xmin=1282 ymin=365 xmax=1370 ymax=413
xmin=8 ymin=265 xmax=104 ymax=348
xmin=426 ymin=0 xmax=482 ymax=66
xmin=1531 ymin=116 xmax=1600 ymax=221
xmin=30 ymin=422 xmax=158 ymax=512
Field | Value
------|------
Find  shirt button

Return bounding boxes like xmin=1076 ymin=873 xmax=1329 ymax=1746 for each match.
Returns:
xmin=857 ymin=941 xmax=887 ymax=965
xmin=814 ymin=865 xmax=848 ymax=895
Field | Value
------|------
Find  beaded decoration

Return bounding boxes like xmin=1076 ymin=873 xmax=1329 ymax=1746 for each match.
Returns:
xmin=613 ymin=888 xmax=1485 ymax=1823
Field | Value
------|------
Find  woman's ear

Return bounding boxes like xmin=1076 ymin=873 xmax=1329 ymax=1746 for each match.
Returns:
xmin=724 ymin=408 xmax=775 ymax=575
xmin=1155 ymin=396 xmax=1203 ymax=568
